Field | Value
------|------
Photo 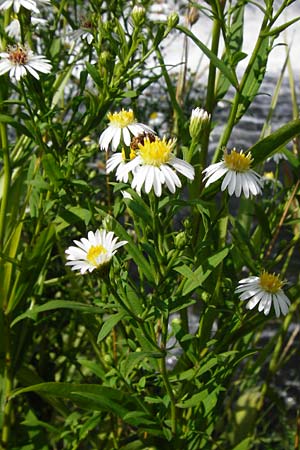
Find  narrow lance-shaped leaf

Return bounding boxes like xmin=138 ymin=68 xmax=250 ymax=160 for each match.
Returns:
xmin=250 ymin=119 xmax=300 ymax=165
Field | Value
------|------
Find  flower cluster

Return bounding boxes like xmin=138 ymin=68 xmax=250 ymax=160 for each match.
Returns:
xmin=99 ymin=108 xmax=195 ymax=197
xmin=0 ymin=0 xmax=52 ymax=81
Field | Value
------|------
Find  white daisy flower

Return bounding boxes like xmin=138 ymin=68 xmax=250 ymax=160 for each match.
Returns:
xmin=118 ymin=136 xmax=195 ymax=197
xmin=202 ymin=148 xmax=263 ymax=198
xmin=0 ymin=0 xmax=50 ymax=13
xmin=0 ymin=45 xmax=52 ymax=81
xmin=266 ymin=151 xmax=288 ymax=164
xmin=99 ymin=108 xmax=155 ymax=151
xmin=106 ymin=147 xmax=137 ymax=183
xmin=65 ymin=229 xmax=127 ymax=275
xmin=70 ymin=17 xmax=95 ymax=45
xmin=5 ymin=19 xmax=21 ymax=39
xmin=235 ymin=271 xmax=291 ymax=318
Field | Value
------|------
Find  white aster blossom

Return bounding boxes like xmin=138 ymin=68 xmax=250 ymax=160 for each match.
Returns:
xmin=99 ymin=108 xmax=155 ymax=151
xmin=266 ymin=151 xmax=288 ymax=164
xmin=5 ymin=19 xmax=21 ymax=39
xmin=0 ymin=0 xmax=50 ymax=13
xmin=106 ymin=147 xmax=138 ymax=183
xmin=118 ymin=136 xmax=195 ymax=197
xmin=70 ymin=17 xmax=95 ymax=45
xmin=202 ymin=148 xmax=263 ymax=198
xmin=235 ymin=271 xmax=291 ymax=318
xmin=0 ymin=45 xmax=52 ymax=81
xmin=65 ymin=229 xmax=127 ymax=274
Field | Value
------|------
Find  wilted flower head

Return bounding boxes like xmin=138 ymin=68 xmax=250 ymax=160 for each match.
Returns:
xmin=118 ymin=136 xmax=195 ymax=197
xmin=202 ymin=148 xmax=263 ymax=198
xmin=0 ymin=44 xmax=52 ymax=81
xmin=65 ymin=229 xmax=127 ymax=274
xmin=235 ymin=271 xmax=291 ymax=318
xmin=99 ymin=108 xmax=155 ymax=152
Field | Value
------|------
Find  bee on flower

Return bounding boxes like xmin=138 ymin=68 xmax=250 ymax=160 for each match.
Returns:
xmin=99 ymin=109 xmax=155 ymax=152
xmin=235 ymin=271 xmax=291 ymax=318
xmin=117 ymin=135 xmax=195 ymax=197
xmin=202 ymin=148 xmax=263 ymax=198
xmin=65 ymin=229 xmax=127 ymax=275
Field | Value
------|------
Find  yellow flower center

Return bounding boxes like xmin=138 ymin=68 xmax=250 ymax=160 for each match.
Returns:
xmin=87 ymin=244 xmax=106 ymax=266
xmin=259 ymin=271 xmax=283 ymax=293
xmin=138 ymin=136 xmax=175 ymax=166
xmin=224 ymin=149 xmax=253 ymax=172
xmin=107 ymin=109 xmax=136 ymax=128
xmin=8 ymin=46 xmax=28 ymax=65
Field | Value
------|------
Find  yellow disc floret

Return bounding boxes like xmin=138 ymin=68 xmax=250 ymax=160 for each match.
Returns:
xmin=138 ymin=136 xmax=175 ymax=166
xmin=121 ymin=147 xmax=136 ymax=161
xmin=107 ymin=109 xmax=136 ymax=127
xmin=259 ymin=271 xmax=283 ymax=293
xmin=224 ymin=148 xmax=253 ymax=172
xmin=87 ymin=244 xmax=106 ymax=267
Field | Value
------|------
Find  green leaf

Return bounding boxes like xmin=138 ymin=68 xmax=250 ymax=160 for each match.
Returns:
xmin=176 ymin=247 xmax=229 ymax=296
xmin=95 ymin=209 xmax=157 ymax=284
xmin=97 ymin=311 xmax=127 ymax=343
xmin=6 ymin=225 xmax=56 ymax=314
xmin=11 ymin=300 xmax=105 ymax=327
xmin=176 ymin=24 xmax=239 ymax=90
xmin=42 ymin=153 xmax=63 ymax=188
xmin=250 ymin=119 xmax=300 ymax=165
xmin=121 ymin=351 xmax=162 ymax=379
xmin=10 ymin=383 xmax=150 ymax=423
xmin=176 ymin=386 xmax=222 ymax=411
xmin=216 ymin=4 xmax=245 ymax=100
xmin=232 ymin=437 xmax=253 ymax=450
xmin=0 ymin=113 xmax=33 ymax=138
xmin=236 ymin=35 xmax=271 ymax=121
xmin=85 ymin=62 xmax=103 ymax=87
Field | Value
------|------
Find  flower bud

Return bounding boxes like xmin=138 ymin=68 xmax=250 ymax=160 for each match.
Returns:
xmin=167 ymin=12 xmax=179 ymax=30
xmin=131 ymin=5 xmax=146 ymax=27
xmin=189 ymin=107 xmax=211 ymax=140
xmin=174 ymin=231 xmax=187 ymax=249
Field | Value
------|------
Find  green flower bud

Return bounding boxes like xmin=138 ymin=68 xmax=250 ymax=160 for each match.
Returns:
xmin=189 ymin=107 xmax=211 ymax=140
xmin=131 ymin=5 xmax=146 ymax=27
xmin=174 ymin=231 xmax=188 ymax=249
xmin=167 ymin=12 xmax=179 ymax=30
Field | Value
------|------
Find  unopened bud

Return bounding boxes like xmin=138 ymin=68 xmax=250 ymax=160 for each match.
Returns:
xmin=167 ymin=12 xmax=179 ymax=30
xmin=131 ymin=5 xmax=146 ymax=27
xmin=174 ymin=231 xmax=187 ymax=249
xmin=189 ymin=107 xmax=211 ymax=140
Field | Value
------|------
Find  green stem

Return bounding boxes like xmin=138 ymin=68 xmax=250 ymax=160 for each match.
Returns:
xmin=160 ymin=313 xmax=177 ymax=436
xmin=200 ymin=4 xmax=223 ymax=170
xmin=0 ymin=124 xmax=10 ymax=250
xmin=212 ymin=12 xmax=270 ymax=163
xmin=1 ymin=315 xmax=13 ymax=449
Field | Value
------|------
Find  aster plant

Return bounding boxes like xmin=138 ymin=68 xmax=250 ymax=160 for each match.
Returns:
xmin=1 ymin=1 xmax=300 ymax=450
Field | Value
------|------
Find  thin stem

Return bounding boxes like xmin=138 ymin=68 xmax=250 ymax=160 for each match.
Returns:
xmin=212 ymin=12 xmax=270 ymax=163
xmin=160 ymin=313 xmax=177 ymax=436
xmin=1 ymin=314 xmax=13 ymax=449
xmin=0 ymin=123 xmax=10 ymax=250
